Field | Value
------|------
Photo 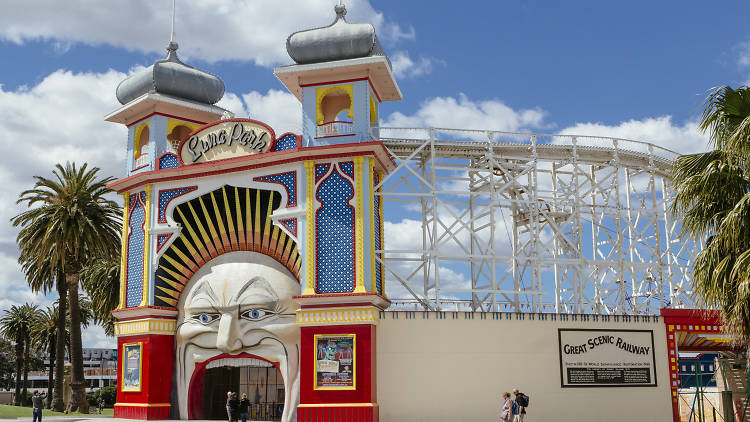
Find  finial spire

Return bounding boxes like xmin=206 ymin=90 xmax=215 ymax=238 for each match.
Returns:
xmin=170 ymin=0 xmax=177 ymax=43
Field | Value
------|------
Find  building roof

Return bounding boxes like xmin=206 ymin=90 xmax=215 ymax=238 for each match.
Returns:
xmin=286 ymin=4 xmax=389 ymax=67
xmin=116 ymin=41 xmax=225 ymax=105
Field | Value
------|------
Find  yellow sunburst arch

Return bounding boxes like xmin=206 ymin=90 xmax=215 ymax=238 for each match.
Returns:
xmin=154 ymin=185 xmax=300 ymax=307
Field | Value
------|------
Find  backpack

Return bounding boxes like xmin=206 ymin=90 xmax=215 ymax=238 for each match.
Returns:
xmin=512 ymin=400 xmax=519 ymax=415
xmin=516 ymin=393 xmax=529 ymax=408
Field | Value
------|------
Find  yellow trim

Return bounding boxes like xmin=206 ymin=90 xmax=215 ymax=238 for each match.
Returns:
xmin=210 ymin=191 xmax=229 ymax=251
xmin=114 ymin=403 xmax=171 ymax=408
xmin=139 ymin=185 xmax=152 ymax=307
xmin=304 ymin=160 xmax=316 ymax=295
xmin=353 ymin=157 xmax=366 ymax=293
xmin=377 ymin=170 xmax=385 ymax=297
xmin=316 ymin=84 xmax=354 ymax=125
xmin=121 ymin=342 xmax=143 ymax=392
xmin=368 ymin=166 xmax=377 ymax=293
xmin=313 ymin=334 xmax=356 ymax=391
xmin=133 ymin=122 xmax=149 ymax=160
xmin=297 ymin=307 xmax=380 ymax=325
xmin=118 ymin=193 xmax=130 ymax=310
xmin=369 ymin=94 xmax=378 ymax=123
xmin=115 ymin=318 xmax=176 ymax=336
xmin=254 ymin=190 xmax=262 ymax=249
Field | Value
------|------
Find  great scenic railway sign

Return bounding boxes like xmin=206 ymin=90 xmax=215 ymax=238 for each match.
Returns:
xmin=179 ymin=118 xmax=274 ymax=164
xmin=558 ymin=329 xmax=657 ymax=388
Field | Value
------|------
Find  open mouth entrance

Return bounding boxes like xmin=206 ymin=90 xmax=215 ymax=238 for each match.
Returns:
xmin=201 ymin=358 xmax=285 ymax=421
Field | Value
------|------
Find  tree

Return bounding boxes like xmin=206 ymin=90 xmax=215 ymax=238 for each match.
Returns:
xmin=0 ymin=304 xmax=40 ymax=405
xmin=0 ymin=338 xmax=16 ymax=391
xmin=81 ymin=259 xmax=120 ymax=336
xmin=12 ymin=163 xmax=121 ymax=413
xmin=32 ymin=306 xmax=59 ymax=408
xmin=671 ymin=86 xmax=750 ymax=355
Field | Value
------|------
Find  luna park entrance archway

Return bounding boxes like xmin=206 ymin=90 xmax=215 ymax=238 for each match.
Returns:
xmin=203 ymin=361 xmax=285 ymax=421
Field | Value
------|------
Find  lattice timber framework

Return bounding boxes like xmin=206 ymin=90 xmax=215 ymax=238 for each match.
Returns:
xmin=375 ymin=127 xmax=700 ymax=314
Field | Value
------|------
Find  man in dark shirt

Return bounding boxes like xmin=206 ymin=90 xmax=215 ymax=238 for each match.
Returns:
xmin=228 ymin=392 xmax=240 ymax=422
xmin=238 ymin=393 xmax=250 ymax=422
xmin=31 ymin=391 xmax=46 ymax=422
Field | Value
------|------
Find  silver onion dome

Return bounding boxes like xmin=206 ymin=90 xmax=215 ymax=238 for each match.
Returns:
xmin=116 ymin=41 xmax=225 ymax=105
xmin=286 ymin=4 xmax=388 ymax=65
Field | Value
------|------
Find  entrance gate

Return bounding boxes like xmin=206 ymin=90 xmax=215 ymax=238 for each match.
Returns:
xmin=203 ymin=366 xmax=285 ymax=421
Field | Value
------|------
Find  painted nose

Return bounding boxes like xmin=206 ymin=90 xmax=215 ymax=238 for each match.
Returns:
xmin=216 ymin=312 xmax=243 ymax=353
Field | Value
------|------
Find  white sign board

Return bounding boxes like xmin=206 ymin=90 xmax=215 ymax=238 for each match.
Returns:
xmin=558 ymin=329 xmax=657 ymax=388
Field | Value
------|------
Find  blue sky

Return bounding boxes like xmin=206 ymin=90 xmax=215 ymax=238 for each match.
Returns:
xmin=0 ymin=0 xmax=749 ymax=346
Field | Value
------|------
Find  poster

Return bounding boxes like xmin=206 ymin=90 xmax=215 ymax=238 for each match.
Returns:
xmin=122 ymin=343 xmax=142 ymax=391
xmin=314 ymin=334 xmax=355 ymax=390
xmin=558 ymin=329 xmax=657 ymax=387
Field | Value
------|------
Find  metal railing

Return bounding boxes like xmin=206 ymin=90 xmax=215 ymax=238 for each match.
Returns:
xmin=317 ymin=121 xmax=353 ymax=138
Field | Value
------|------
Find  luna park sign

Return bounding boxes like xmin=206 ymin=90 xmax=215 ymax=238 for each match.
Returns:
xmin=179 ymin=119 xmax=274 ymax=164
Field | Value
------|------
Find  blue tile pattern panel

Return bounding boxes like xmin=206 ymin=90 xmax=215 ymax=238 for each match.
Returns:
xmin=156 ymin=233 xmax=173 ymax=252
xmin=254 ymin=172 xmax=297 ymax=207
xmin=315 ymin=168 xmax=355 ymax=293
xmin=374 ymin=171 xmax=383 ymax=295
xmin=280 ymin=218 xmax=297 ymax=237
xmin=158 ymin=187 xmax=197 ymax=223
xmin=339 ymin=161 xmax=354 ymax=178
xmin=159 ymin=153 xmax=179 ymax=169
xmin=272 ymin=134 xmax=299 ymax=151
xmin=126 ymin=197 xmax=146 ymax=307
xmin=315 ymin=163 xmax=330 ymax=182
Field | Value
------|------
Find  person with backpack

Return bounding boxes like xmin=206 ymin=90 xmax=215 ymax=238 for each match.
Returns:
xmin=500 ymin=392 xmax=513 ymax=422
xmin=513 ymin=389 xmax=529 ymax=421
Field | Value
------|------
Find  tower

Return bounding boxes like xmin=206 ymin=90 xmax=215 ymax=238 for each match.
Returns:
xmin=107 ymin=40 xmax=230 ymax=419
xmin=274 ymin=4 xmax=401 ymax=421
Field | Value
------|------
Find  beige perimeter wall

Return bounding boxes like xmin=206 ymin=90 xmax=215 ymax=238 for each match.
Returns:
xmin=376 ymin=312 xmax=671 ymax=422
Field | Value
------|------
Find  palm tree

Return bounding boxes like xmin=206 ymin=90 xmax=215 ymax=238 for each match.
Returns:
xmin=81 ymin=259 xmax=120 ymax=336
xmin=18 ymin=247 xmax=68 ymax=411
xmin=671 ymin=86 xmax=750 ymax=356
xmin=12 ymin=162 xmax=121 ymax=413
xmin=32 ymin=306 xmax=59 ymax=408
xmin=0 ymin=304 xmax=40 ymax=405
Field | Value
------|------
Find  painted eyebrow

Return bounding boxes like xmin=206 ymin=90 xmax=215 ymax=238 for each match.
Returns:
xmin=234 ymin=277 xmax=278 ymax=304
xmin=189 ymin=279 xmax=219 ymax=304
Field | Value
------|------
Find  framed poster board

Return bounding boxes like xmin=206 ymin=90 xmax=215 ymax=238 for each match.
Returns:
xmin=558 ymin=329 xmax=657 ymax=388
xmin=122 ymin=342 xmax=143 ymax=392
xmin=314 ymin=334 xmax=356 ymax=390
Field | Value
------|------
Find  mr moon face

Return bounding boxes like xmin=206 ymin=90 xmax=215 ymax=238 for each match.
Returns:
xmin=175 ymin=251 xmax=300 ymax=422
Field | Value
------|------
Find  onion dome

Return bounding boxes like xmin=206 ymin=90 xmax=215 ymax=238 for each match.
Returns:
xmin=116 ymin=41 xmax=225 ymax=105
xmin=286 ymin=4 xmax=387 ymax=65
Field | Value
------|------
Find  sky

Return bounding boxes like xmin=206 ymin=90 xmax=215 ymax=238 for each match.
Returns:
xmin=1 ymin=0 xmax=749 ymax=347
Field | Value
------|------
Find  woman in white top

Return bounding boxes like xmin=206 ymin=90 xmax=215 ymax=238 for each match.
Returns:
xmin=500 ymin=391 xmax=513 ymax=422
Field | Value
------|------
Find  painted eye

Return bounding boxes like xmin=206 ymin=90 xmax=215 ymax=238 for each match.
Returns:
xmin=240 ymin=309 xmax=272 ymax=321
xmin=192 ymin=313 xmax=220 ymax=325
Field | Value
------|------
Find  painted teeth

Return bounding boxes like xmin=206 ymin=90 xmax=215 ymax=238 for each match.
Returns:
xmin=206 ymin=357 xmax=273 ymax=369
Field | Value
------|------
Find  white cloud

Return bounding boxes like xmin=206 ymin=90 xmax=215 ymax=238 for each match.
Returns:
xmin=0 ymin=0 xmax=404 ymax=66
xmin=391 ymin=51 xmax=442 ymax=79
xmin=559 ymin=116 xmax=708 ymax=155
xmin=383 ymin=93 xmax=547 ymax=132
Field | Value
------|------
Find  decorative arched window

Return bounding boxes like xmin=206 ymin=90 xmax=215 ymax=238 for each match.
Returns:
xmin=316 ymin=84 xmax=354 ymax=138
xmin=133 ymin=123 xmax=150 ymax=169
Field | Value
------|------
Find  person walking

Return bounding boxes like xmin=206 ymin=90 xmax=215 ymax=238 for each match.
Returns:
xmin=238 ymin=393 xmax=250 ymax=422
xmin=500 ymin=392 xmax=513 ymax=422
xmin=228 ymin=392 xmax=240 ymax=422
xmin=31 ymin=391 xmax=46 ymax=422
xmin=513 ymin=389 xmax=529 ymax=421
xmin=225 ymin=392 xmax=233 ymax=422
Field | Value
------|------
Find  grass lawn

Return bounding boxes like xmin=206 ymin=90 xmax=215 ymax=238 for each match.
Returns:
xmin=0 ymin=404 xmax=114 ymax=418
